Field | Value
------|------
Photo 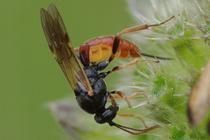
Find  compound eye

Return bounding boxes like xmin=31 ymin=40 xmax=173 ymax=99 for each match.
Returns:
xmin=104 ymin=106 xmax=118 ymax=120
xmin=94 ymin=106 xmax=119 ymax=124
xmin=103 ymin=110 xmax=114 ymax=118
xmin=104 ymin=105 xmax=118 ymax=116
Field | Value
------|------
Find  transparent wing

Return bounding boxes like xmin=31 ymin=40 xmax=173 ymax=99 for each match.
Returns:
xmin=40 ymin=4 xmax=93 ymax=96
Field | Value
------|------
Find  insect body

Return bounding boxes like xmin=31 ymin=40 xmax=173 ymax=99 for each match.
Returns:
xmin=40 ymin=4 xmax=174 ymax=134
xmin=79 ymin=36 xmax=141 ymax=66
xmin=74 ymin=65 xmax=117 ymax=123
xmin=78 ymin=15 xmax=174 ymax=67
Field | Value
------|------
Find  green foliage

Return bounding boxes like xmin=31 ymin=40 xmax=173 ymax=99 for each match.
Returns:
xmin=124 ymin=0 xmax=210 ymax=140
xmin=152 ymin=74 xmax=166 ymax=96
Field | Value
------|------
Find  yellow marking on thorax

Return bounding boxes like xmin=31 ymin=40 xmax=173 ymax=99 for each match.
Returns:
xmin=89 ymin=44 xmax=112 ymax=62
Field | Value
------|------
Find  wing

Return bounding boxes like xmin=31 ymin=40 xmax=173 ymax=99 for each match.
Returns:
xmin=40 ymin=4 xmax=93 ymax=96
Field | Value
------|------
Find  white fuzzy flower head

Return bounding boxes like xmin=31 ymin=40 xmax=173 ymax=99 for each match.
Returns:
xmin=127 ymin=0 xmax=210 ymax=41
xmin=127 ymin=0 xmax=209 ymax=24
xmin=120 ymin=1 xmax=210 ymax=139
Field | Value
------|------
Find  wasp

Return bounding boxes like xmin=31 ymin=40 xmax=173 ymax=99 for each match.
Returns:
xmin=40 ymin=4 xmax=174 ymax=134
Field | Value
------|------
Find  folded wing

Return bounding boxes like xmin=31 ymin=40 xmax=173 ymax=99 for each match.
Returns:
xmin=40 ymin=4 xmax=93 ymax=96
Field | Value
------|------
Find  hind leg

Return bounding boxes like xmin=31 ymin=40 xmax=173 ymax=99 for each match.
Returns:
xmin=117 ymin=16 xmax=175 ymax=37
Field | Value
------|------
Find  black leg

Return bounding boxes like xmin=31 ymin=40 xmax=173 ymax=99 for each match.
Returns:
xmin=109 ymin=36 xmax=120 ymax=63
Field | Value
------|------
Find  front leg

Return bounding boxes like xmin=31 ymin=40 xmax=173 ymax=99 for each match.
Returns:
xmin=107 ymin=92 xmax=160 ymax=134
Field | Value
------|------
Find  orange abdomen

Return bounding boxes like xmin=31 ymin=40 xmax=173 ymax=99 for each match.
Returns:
xmin=79 ymin=36 xmax=141 ymax=65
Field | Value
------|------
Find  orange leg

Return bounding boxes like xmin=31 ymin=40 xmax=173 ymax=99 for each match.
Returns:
xmin=110 ymin=91 xmax=151 ymax=109
xmin=109 ymin=16 xmax=174 ymax=63
xmin=112 ymin=92 xmax=143 ymax=100
xmin=110 ymin=90 xmax=132 ymax=108
xmin=117 ymin=16 xmax=175 ymax=37
xmin=108 ymin=92 xmax=118 ymax=108
xmin=105 ymin=58 xmax=159 ymax=77
xmin=117 ymin=113 xmax=148 ymax=128
xmin=111 ymin=112 xmax=160 ymax=135
xmin=108 ymin=93 xmax=160 ymax=134
xmin=111 ymin=58 xmax=140 ymax=72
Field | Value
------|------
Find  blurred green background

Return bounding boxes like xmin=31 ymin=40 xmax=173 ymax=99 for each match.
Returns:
xmin=0 ymin=0 xmax=134 ymax=140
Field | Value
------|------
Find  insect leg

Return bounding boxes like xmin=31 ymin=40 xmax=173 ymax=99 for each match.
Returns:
xmin=110 ymin=91 xmax=150 ymax=105
xmin=117 ymin=16 xmax=175 ymax=36
xmin=99 ymin=58 xmax=140 ymax=78
xmin=110 ymin=90 xmax=132 ymax=108
xmin=110 ymin=58 xmax=140 ymax=73
xmin=109 ymin=121 xmax=160 ymax=135
xmin=109 ymin=36 xmax=120 ymax=62
xmin=108 ymin=92 xmax=118 ymax=108
xmin=108 ymin=94 xmax=160 ymax=134
xmin=102 ymin=58 xmax=159 ymax=78
xmin=117 ymin=113 xmax=148 ymax=128
xmin=109 ymin=16 xmax=174 ymax=63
